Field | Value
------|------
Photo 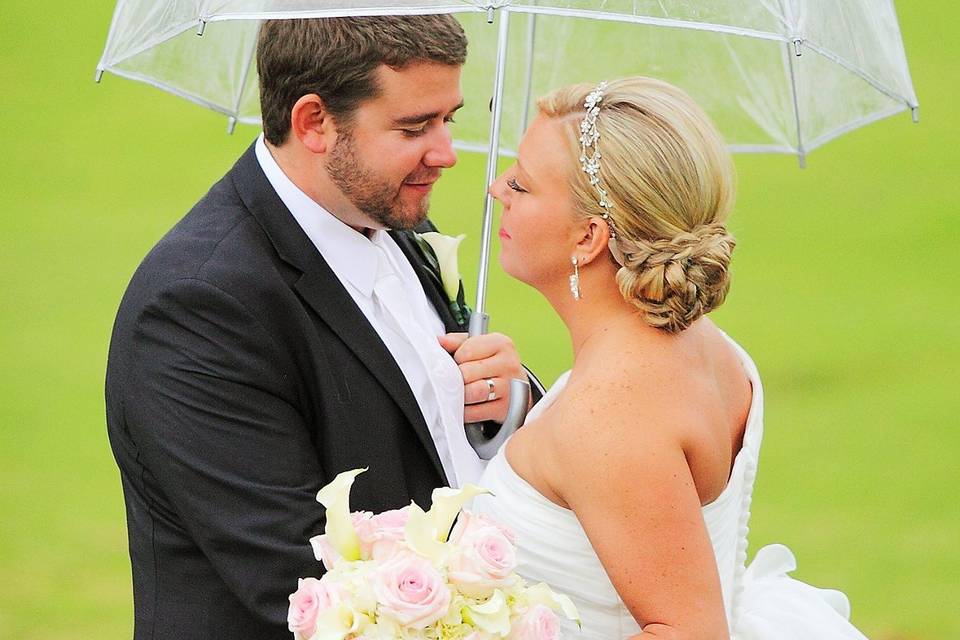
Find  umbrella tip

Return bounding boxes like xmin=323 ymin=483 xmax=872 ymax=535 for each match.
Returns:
xmin=487 ymin=7 xmax=495 ymax=23
xmin=226 ymin=117 xmax=237 ymax=135
xmin=911 ymin=106 xmax=920 ymax=123
xmin=797 ymin=153 xmax=807 ymax=169
xmin=94 ymin=68 xmax=104 ymax=84
xmin=197 ymin=19 xmax=206 ymax=37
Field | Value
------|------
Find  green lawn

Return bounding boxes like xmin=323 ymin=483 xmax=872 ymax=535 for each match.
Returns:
xmin=1 ymin=2 xmax=958 ymax=638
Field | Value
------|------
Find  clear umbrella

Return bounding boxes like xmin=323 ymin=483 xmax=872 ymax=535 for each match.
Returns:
xmin=96 ymin=0 xmax=919 ymax=455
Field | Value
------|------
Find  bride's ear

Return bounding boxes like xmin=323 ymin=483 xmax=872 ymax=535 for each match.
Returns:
xmin=573 ymin=216 xmax=613 ymax=267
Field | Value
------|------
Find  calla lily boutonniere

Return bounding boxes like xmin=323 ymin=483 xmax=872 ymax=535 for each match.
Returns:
xmin=414 ymin=231 xmax=471 ymax=328
xmin=420 ymin=232 xmax=465 ymax=300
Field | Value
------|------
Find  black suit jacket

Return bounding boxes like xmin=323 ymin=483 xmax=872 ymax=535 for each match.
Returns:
xmin=105 ymin=143 xmax=487 ymax=639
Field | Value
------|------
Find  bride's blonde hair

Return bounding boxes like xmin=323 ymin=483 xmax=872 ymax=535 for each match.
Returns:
xmin=538 ymin=77 xmax=736 ymax=333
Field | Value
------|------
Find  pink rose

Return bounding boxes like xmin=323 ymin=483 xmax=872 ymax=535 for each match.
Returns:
xmin=372 ymin=552 xmax=451 ymax=628
xmin=508 ymin=605 xmax=560 ymax=640
xmin=447 ymin=511 xmax=518 ymax=596
xmin=287 ymin=577 xmax=342 ymax=639
xmin=450 ymin=510 xmax=518 ymax=546
xmin=355 ymin=506 xmax=411 ymax=560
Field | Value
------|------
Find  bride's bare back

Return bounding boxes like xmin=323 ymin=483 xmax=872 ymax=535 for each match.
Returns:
xmin=503 ymin=316 xmax=751 ymax=640
xmin=506 ymin=316 xmax=751 ymax=511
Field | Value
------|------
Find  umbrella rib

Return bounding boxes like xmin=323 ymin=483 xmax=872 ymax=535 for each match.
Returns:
xmin=199 ymin=6 xmax=479 ymax=22
xmin=503 ymin=6 xmax=787 ymax=43
xmin=101 ymin=66 xmax=244 ymax=119
xmin=227 ymin=29 xmax=259 ymax=130
xmin=517 ymin=10 xmax=538 ymax=141
xmin=804 ymin=104 xmax=912 ymax=153
xmin=728 ymin=144 xmax=802 ymax=154
xmin=99 ymin=6 xmax=479 ymax=71
xmin=785 ymin=42 xmax=806 ymax=167
xmin=802 ymin=40 xmax=918 ymax=109
xmin=99 ymin=19 xmax=205 ymax=71
xmin=95 ymin=0 xmax=134 ymax=77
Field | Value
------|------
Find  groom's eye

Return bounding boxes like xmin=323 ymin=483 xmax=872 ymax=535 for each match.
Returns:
xmin=507 ymin=177 xmax=527 ymax=193
xmin=401 ymin=126 xmax=428 ymax=138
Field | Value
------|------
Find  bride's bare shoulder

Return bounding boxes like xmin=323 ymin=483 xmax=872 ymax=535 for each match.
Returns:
xmin=547 ymin=319 xmax=748 ymax=479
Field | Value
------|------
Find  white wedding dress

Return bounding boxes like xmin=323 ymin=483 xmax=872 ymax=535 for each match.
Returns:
xmin=471 ymin=336 xmax=868 ymax=640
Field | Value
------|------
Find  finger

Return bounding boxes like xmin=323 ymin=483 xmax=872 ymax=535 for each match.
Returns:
xmin=458 ymin=357 xmax=504 ymax=385
xmin=464 ymin=398 xmax=509 ymax=424
xmin=464 ymin=377 xmax=499 ymax=405
xmin=451 ymin=332 xmax=513 ymax=364
xmin=438 ymin=332 xmax=469 ymax=354
xmin=459 ymin=351 xmax=527 ymax=385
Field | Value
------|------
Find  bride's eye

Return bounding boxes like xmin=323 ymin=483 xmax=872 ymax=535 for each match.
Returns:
xmin=507 ymin=177 xmax=527 ymax=193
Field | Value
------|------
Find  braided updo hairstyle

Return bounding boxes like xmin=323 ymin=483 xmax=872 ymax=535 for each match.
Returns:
xmin=538 ymin=77 xmax=736 ymax=333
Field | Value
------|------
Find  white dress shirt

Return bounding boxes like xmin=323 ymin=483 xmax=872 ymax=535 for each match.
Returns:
xmin=254 ymin=135 xmax=484 ymax=487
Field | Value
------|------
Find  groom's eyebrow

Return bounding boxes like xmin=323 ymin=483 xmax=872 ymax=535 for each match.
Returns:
xmin=392 ymin=100 xmax=465 ymax=126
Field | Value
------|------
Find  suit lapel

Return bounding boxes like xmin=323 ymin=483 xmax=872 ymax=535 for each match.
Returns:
xmin=390 ymin=229 xmax=464 ymax=334
xmin=228 ymin=143 xmax=448 ymax=484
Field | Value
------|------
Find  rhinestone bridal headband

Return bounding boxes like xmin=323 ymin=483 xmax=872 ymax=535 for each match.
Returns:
xmin=579 ymin=81 xmax=625 ymax=265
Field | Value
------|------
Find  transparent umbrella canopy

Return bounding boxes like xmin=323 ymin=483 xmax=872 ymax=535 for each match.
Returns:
xmin=96 ymin=1 xmax=919 ymax=159
xmin=96 ymin=0 xmax=920 ymax=311
xmin=96 ymin=0 xmax=919 ymax=455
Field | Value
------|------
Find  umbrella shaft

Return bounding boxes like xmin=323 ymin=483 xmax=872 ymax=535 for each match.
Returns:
xmin=474 ymin=9 xmax=511 ymax=320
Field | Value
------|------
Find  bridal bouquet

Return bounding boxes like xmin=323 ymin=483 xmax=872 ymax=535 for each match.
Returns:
xmin=288 ymin=469 xmax=579 ymax=640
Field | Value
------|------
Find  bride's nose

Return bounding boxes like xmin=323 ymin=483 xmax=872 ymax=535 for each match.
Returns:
xmin=488 ymin=173 xmax=509 ymax=203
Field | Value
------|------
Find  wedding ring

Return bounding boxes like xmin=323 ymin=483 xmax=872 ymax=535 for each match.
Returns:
xmin=484 ymin=378 xmax=496 ymax=402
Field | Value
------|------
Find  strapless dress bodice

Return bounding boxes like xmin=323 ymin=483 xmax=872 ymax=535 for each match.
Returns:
xmin=471 ymin=336 xmax=866 ymax=640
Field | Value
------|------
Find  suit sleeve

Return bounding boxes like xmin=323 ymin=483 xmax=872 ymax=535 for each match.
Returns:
xmin=122 ymin=277 xmax=323 ymax=626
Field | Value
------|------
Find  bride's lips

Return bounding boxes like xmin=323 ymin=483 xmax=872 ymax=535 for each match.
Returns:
xmin=498 ymin=227 xmax=510 ymax=240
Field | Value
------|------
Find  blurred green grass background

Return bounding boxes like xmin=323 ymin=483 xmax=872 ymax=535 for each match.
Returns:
xmin=1 ymin=2 xmax=957 ymax=638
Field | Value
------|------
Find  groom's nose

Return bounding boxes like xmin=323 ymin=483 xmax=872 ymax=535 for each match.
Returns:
xmin=423 ymin=126 xmax=457 ymax=169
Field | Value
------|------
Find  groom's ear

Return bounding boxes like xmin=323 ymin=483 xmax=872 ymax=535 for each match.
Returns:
xmin=290 ymin=94 xmax=335 ymax=154
xmin=574 ymin=216 xmax=613 ymax=266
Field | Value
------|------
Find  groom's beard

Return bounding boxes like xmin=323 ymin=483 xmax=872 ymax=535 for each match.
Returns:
xmin=326 ymin=130 xmax=435 ymax=231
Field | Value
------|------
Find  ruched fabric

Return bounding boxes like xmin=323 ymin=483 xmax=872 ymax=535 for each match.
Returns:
xmin=733 ymin=544 xmax=867 ymax=640
xmin=472 ymin=335 xmax=869 ymax=640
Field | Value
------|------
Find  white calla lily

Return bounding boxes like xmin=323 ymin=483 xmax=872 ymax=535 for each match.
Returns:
xmin=420 ymin=232 xmax=465 ymax=301
xmin=526 ymin=582 xmax=581 ymax=624
xmin=465 ymin=589 xmax=511 ymax=636
xmin=403 ymin=502 xmax=451 ymax=566
xmin=316 ymin=468 xmax=366 ymax=562
xmin=427 ymin=484 xmax=491 ymax=542
xmin=312 ymin=602 xmax=365 ymax=640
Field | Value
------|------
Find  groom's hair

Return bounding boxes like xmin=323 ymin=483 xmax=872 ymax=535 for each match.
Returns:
xmin=257 ymin=15 xmax=467 ymax=145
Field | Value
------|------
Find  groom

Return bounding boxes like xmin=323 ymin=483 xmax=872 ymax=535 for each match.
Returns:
xmin=105 ymin=15 xmax=534 ymax=640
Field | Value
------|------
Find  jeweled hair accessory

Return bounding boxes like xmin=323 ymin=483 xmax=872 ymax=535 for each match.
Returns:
xmin=579 ymin=81 xmax=615 ymax=238
xmin=579 ymin=81 xmax=626 ymax=266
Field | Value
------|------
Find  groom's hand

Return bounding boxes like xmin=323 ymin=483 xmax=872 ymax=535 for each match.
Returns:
xmin=438 ymin=332 xmax=529 ymax=424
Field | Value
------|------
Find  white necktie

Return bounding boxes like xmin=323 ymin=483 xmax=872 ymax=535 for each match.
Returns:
xmin=370 ymin=242 xmax=485 ymax=487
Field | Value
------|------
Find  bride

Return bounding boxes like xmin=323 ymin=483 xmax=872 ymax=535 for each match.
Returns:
xmin=470 ymin=77 xmax=868 ymax=640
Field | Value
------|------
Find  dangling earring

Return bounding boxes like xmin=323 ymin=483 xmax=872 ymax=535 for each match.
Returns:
xmin=569 ymin=256 xmax=582 ymax=300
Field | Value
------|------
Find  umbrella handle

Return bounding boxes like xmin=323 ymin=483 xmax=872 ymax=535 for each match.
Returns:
xmin=464 ymin=310 xmax=530 ymax=460
xmin=465 ymin=378 xmax=530 ymax=460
